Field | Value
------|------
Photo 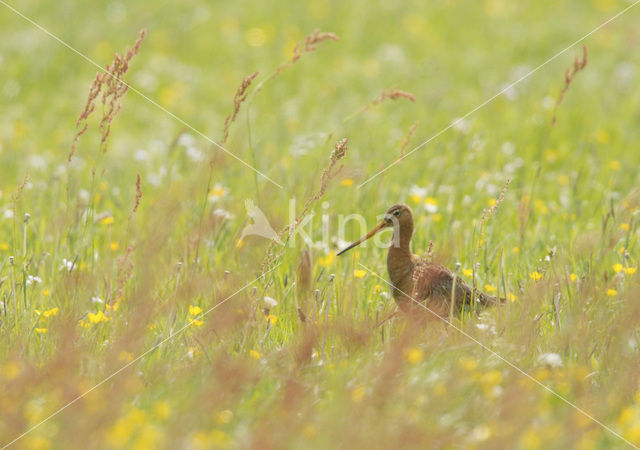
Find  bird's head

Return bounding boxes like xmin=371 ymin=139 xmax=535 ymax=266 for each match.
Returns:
xmin=337 ymin=203 xmax=413 ymax=256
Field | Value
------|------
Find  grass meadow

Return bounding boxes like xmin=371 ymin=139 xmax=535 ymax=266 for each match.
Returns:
xmin=1 ymin=0 xmax=640 ymax=448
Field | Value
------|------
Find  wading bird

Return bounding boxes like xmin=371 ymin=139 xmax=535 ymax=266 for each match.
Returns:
xmin=337 ymin=204 xmax=501 ymax=317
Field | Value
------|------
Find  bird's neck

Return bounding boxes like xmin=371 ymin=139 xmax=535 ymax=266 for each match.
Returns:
xmin=387 ymin=222 xmax=414 ymax=280
xmin=391 ymin=222 xmax=413 ymax=252
xmin=387 ymin=239 xmax=414 ymax=288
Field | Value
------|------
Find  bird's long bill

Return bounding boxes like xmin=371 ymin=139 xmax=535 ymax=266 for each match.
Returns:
xmin=337 ymin=220 xmax=387 ymax=256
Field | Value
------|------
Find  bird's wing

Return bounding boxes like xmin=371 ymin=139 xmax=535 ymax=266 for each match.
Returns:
xmin=415 ymin=263 xmax=496 ymax=307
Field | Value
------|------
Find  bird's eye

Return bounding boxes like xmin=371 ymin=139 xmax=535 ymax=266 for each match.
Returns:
xmin=393 ymin=210 xmax=400 ymax=216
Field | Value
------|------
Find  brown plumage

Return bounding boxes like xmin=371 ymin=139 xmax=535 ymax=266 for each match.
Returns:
xmin=338 ymin=203 xmax=501 ymax=317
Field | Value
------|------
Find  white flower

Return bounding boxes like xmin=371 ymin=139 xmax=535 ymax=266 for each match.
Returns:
xmin=213 ymin=209 xmax=233 ymax=220
xmin=3 ymin=210 xmax=14 ymax=219
xmin=54 ymin=164 xmax=67 ymax=177
xmin=538 ymin=352 xmax=562 ymax=368
xmin=177 ymin=133 xmax=196 ymax=147
xmin=134 ymin=149 xmax=149 ymax=162
xmin=475 ymin=322 xmax=496 ymax=334
xmin=92 ymin=296 xmax=104 ymax=304
xmin=501 ymin=141 xmax=515 ymax=155
xmin=409 ymin=185 xmax=428 ymax=198
xmin=186 ymin=146 xmax=205 ymax=162
xmin=263 ymin=296 xmax=278 ymax=308
xmin=28 ymin=155 xmax=47 ymax=169
xmin=500 ymin=82 xmax=517 ymax=101
xmin=60 ymin=258 xmax=74 ymax=271
xmin=424 ymin=202 xmax=438 ymax=214
xmin=208 ymin=183 xmax=227 ymax=203
xmin=451 ymin=117 xmax=471 ymax=134
xmin=541 ymin=96 xmax=556 ymax=110
xmin=26 ymin=275 xmax=42 ymax=286
xmin=614 ymin=62 xmax=635 ymax=87
xmin=471 ymin=137 xmax=486 ymax=152
xmin=470 ymin=425 xmax=491 ymax=442
xmin=147 ymin=173 xmax=162 ymax=187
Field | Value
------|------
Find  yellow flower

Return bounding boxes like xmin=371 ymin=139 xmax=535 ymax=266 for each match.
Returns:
xmin=106 ymin=301 xmax=119 ymax=312
xmin=351 ymin=386 xmax=366 ymax=403
xmin=544 ymin=148 xmax=558 ymax=163
xmin=519 ymin=429 xmax=541 ymax=450
xmin=266 ymin=314 xmax=278 ymax=325
xmin=43 ymin=289 xmax=50 ymax=297
xmin=110 ymin=241 xmax=120 ymax=252
xmin=249 ymin=350 xmax=262 ymax=360
xmin=512 ymin=246 xmax=519 ymax=254
xmin=487 ymin=198 xmax=497 ymax=207
xmin=557 ymin=174 xmax=570 ymax=186
xmin=409 ymin=194 xmax=422 ymax=204
xmin=625 ymin=267 xmax=637 ymax=275
xmin=613 ymin=264 xmax=624 ymax=273
xmin=534 ymin=200 xmax=549 ymax=215
xmin=340 ymin=179 xmax=354 ymax=187
xmin=507 ymin=293 xmax=516 ymax=303
xmin=606 ymin=289 xmax=617 ymax=297
xmin=570 ymin=273 xmax=578 ymax=282
xmin=462 ymin=269 xmax=473 ymax=278
xmin=35 ymin=328 xmax=48 ymax=334
xmin=245 ymin=27 xmax=268 ymax=47
xmin=424 ymin=197 xmax=438 ymax=206
xmin=375 ymin=284 xmax=381 ymax=293
xmin=318 ymin=251 xmax=335 ymax=267
xmin=353 ymin=269 xmax=367 ymax=278
xmin=609 ymin=160 xmax=621 ymax=171
xmin=100 ymin=216 xmax=114 ymax=226
xmin=620 ymin=223 xmax=630 ymax=231
xmin=87 ymin=311 xmax=110 ymax=324
xmin=302 ymin=424 xmax=317 ymax=438
xmin=0 ymin=243 xmax=9 ymax=251
xmin=189 ymin=318 xmax=204 ymax=327
xmin=189 ymin=305 xmax=203 ymax=316
xmin=618 ymin=407 xmax=635 ymax=426
xmin=216 ymin=410 xmax=233 ymax=425
xmin=405 ymin=347 xmax=424 ymax=365
xmin=459 ymin=356 xmax=477 ymax=371
xmin=431 ymin=213 xmax=442 ymax=222
xmin=480 ymin=370 xmax=502 ymax=387
xmin=42 ymin=307 xmax=59 ymax=318
xmin=1 ymin=361 xmax=22 ymax=380
xmin=529 ymin=271 xmax=543 ymax=281
xmin=153 ymin=401 xmax=171 ymax=421
xmin=235 ymin=238 xmax=244 ymax=248
xmin=119 ymin=351 xmax=134 ymax=362
xmin=23 ymin=436 xmax=50 ymax=450
xmin=484 ymin=284 xmax=497 ymax=294
xmin=99 ymin=181 xmax=109 ymax=191
xmin=596 ymin=129 xmax=610 ymax=144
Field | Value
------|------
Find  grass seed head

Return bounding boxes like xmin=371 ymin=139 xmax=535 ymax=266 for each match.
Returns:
xmin=70 ymin=29 xmax=147 ymax=161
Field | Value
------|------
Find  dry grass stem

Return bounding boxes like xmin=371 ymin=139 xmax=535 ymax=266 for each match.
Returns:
xmin=262 ymin=139 xmax=349 ymax=272
xmin=221 ymin=71 xmax=259 ymax=144
xmin=70 ymin=29 xmax=146 ymax=161
xmin=551 ymin=45 xmax=588 ymax=126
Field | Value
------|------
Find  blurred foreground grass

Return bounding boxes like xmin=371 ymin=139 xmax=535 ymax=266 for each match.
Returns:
xmin=1 ymin=0 xmax=640 ymax=448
